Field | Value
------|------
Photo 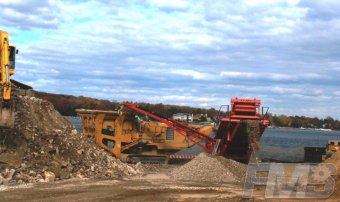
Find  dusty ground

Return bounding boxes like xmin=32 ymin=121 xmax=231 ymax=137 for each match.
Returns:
xmin=1 ymin=164 xmax=339 ymax=202
xmin=0 ymin=165 xmax=248 ymax=202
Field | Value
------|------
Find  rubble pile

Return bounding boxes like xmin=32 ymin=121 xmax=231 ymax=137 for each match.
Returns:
xmin=325 ymin=150 xmax=340 ymax=198
xmin=170 ymin=152 xmax=246 ymax=183
xmin=0 ymin=96 xmax=142 ymax=185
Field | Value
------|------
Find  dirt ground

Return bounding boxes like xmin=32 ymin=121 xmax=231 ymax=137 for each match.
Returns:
xmin=0 ymin=165 xmax=248 ymax=202
xmin=1 ymin=164 xmax=339 ymax=202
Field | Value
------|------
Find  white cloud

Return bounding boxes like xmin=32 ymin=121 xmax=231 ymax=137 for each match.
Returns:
xmin=220 ymin=71 xmax=329 ymax=81
xmin=0 ymin=0 xmax=61 ymax=29
xmin=170 ymin=69 xmax=215 ymax=80
xmin=148 ymin=95 xmax=216 ymax=102
xmin=2 ymin=0 xmax=340 ymax=118
xmin=244 ymin=0 xmax=284 ymax=6
xmin=148 ymin=0 xmax=189 ymax=10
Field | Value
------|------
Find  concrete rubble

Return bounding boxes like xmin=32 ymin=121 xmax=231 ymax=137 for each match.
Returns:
xmin=170 ymin=152 xmax=246 ymax=183
xmin=325 ymin=150 xmax=340 ymax=199
xmin=0 ymin=96 xmax=143 ymax=185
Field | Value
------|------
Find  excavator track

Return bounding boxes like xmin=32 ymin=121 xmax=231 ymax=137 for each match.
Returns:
xmin=125 ymin=155 xmax=168 ymax=164
xmin=125 ymin=154 xmax=197 ymax=164
xmin=168 ymin=154 xmax=197 ymax=164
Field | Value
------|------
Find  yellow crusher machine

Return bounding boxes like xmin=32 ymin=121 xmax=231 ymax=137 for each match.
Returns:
xmin=76 ymin=108 xmax=214 ymax=163
xmin=77 ymin=99 xmax=269 ymax=163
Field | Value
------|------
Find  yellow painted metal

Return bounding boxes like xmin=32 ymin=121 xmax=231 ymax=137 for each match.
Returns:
xmin=77 ymin=109 xmax=214 ymax=161
xmin=0 ymin=30 xmax=12 ymax=101
xmin=196 ymin=123 xmax=214 ymax=134
xmin=327 ymin=140 xmax=340 ymax=152
xmin=75 ymin=109 xmax=118 ymax=137
xmin=0 ymin=30 xmax=16 ymax=128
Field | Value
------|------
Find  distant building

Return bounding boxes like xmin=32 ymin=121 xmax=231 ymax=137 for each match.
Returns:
xmin=193 ymin=114 xmax=202 ymax=122
xmin=193 ymin=114 xmax=211 ymax=122
xmin=172 ymin=113 xmax=193 ymax=122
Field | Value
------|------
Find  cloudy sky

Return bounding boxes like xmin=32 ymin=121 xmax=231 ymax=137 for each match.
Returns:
xmin=1 ymin=0 xmax=340 ymax=118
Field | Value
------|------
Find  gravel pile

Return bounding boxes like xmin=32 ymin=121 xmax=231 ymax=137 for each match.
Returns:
xmin=170 ymin=152 xmax=246 ymax=183
xmin=325 ymin=150 xmax=340 ymax=198
xmin=0 ymin=96 xmax=142 ymax=185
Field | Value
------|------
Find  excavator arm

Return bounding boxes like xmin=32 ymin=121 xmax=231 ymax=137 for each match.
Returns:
xmin=1 ymin=31 xmax=10 ymax=100
xmin=0 ymin=30 xmax=18 ymax=128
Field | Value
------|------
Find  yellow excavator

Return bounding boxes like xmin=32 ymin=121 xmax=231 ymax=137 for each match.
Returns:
xmin=0 ymin=30 xmax=32 ymax=128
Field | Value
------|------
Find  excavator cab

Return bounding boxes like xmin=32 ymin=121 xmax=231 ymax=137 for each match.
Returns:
xmin=9 ymin=45 xmax=17 ymax=71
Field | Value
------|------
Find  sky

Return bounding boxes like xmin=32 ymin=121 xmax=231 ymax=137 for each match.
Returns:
xmin=1 ymin=0 xmax=340 ymax=118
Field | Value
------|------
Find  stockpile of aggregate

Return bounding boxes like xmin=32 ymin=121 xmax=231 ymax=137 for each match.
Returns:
xmin=170 ymin=152 xmax=246 ymax=183
xmin=0 ymin=96 xmax=142 ymax=185
xmin=325 ymin=150 xmax=340 ymax=198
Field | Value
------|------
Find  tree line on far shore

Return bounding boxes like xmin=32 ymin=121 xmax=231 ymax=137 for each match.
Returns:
xmin=35 ymin=91 xmax=340 ymax=130
xmin=269 ymin=114 xmax=340 ymax=130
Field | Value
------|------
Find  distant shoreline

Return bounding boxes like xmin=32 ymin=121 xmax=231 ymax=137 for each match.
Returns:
xmin=268 ymin=126 xmax=337 ymax=131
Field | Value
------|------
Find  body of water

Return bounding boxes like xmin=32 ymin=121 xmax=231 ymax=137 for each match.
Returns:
xmin=68 ymin=117 xmax=340 ymax=162
xmin=259 ymin=128 xmax=340 ymax=162
xmin=67 ymin=117 xmax=82 ymax=131
xmin=261 ymin=127 xmax=340 ymax=147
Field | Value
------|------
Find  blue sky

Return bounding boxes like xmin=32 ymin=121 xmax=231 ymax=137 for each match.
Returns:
xmin=1 ymin=0 xmax=340 ymax=118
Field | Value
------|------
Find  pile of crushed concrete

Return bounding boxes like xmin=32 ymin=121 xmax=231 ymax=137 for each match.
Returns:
xmin=325 ymin=150 xmax=340 ymax=199
xmin=0 ymin=96 xmax=142 ymax=185
xmin=170 ymin=152 xmax=246 ymax=183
